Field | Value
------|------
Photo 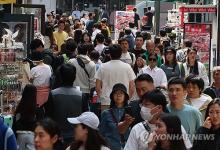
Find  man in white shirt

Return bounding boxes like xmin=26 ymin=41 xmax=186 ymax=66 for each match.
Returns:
xmin=119 ymin=38 xmax=136 ymax=67
xmin=95 ymin=44 xmax=136 ymax=110
xmin=139 ymin=53 xmax=167 ymax=88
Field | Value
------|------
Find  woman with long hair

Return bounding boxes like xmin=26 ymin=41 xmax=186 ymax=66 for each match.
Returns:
xmin=192 ymin=98 xmax=220 ymax=150
xmin=183 ymin=48 xmax=209 ymax=87
xmin=34 ymin=118 xmax=63 ymax=150
xmin=67 ymin=112 xmax=110 ymax=150
xmin=133 ymin=56 xmax=146 ymax=75
xmin=148 ymin=114 xmax=187 ymax=150
xmin=161 ymin=46 xmax=185 ymax=80
xmin=100 ymin=83 xmax=134 ymax=150
xmin=13 ymin=84 xmax=37 ymax=150
xmin=81 ymin=32 xmax=92 ymax=44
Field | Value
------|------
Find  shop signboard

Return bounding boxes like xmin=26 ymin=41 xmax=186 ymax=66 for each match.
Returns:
xmin=184 ymin=23 xmax=212 ymax=74
xmin=0 ymin=0 xmax=15 ymax=4
xmin=115 ymin=11 xmax=134 ymax=40
xmin=126 ymin=5 xmax=135 ymax=12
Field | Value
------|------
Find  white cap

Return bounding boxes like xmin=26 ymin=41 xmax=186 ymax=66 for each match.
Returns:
xmin=67 ymin=112 xmax=99 ymax=130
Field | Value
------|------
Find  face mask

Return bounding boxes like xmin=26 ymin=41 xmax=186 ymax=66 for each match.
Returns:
xmin=140 ymin=106 xmax=157 ymax=121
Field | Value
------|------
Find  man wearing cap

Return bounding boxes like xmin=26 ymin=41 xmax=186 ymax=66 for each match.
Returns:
xmin=95 ymin=44 xmax=136 ymax=110
xmin=101 ymin=18 xmax=111 ymax=37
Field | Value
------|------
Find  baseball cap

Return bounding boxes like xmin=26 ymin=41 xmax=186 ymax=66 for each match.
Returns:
xmin=67 ymin=112 xmax=99 ymax=130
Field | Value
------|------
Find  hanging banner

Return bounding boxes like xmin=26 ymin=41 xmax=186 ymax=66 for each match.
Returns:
xmin=0 ymin=0 xmax=16 ymax=4
xmin=184 ymin=23 xmax=212 ymax=73
xmin=115 ymin=11 xmax=134 ymax=40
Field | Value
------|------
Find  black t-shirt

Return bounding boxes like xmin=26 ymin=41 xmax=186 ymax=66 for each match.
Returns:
xmin=134 ymin=13 xmax=140 ymax=28
xmin=145 ymin=12 xmax=153 ymax=26
xmin=131 ymin=48 xmax=146 ymax=59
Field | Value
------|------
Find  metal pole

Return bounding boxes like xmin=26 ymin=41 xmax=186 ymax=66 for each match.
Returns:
xmin=217 ymin=0 xmax=220 ymax=65
xmin=155 ymin=0 xmax=160 ymax=35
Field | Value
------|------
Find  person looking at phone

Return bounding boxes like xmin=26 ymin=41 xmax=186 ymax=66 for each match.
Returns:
xmin=192 ymin=98 xmax=220 ymax=150
xmin=124 ymin=89 xmax=168 ymax=150
xmin=100 ymin=83 xmax=135 ymax=150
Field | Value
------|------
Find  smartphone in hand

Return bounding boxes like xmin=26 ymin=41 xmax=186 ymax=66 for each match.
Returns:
xmin=124 ymin=106 xmax=133 ymax=117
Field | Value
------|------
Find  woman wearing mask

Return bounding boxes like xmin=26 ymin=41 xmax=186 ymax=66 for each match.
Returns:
xmin=34 ymin=118 xmax=63 ymax=150
xmin=186 ymin=75 xmax=212 ymax=119
xmin=193 ymin=98 xmax=220 ymax=150
xmin=183 ymin=48 xmax=209 ymax=87
xmin=161 ymin=47 xmax=184 ymax=81
xmin=67 ymin=112 xmax=110 ymax=150
xmin=100 ymin=83 xmax=135 ymax=150
xmin=148 ymin=114 xmax=187 ymax=150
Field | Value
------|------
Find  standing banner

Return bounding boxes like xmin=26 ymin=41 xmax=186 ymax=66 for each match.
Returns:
xmin=184 ymin=23 xmax=212 ymax=73
xmin=115 ymin=11 xmax=134 ymax=40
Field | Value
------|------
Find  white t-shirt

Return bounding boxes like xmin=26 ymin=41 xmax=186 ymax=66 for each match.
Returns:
xmin=95 ymin=60 xmax=136 ymax=105
xmin=120 ymin=52 xmax=136 ymax=66
xmin=139 ymin=66 xmax=167 ymax=88
xmin=30 ymin=64 xmax=51 ymax=87
xmin=124 ymin=121 xmax=192 ymax=150
xmin=190 ymin=94 xmax=211 ymax=110
xmin=95 ymin=44 xmax=105 ymax=55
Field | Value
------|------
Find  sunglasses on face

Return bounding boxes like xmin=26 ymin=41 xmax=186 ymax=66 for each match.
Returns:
xmin=149 ymin=58 xmax=157 ymax=62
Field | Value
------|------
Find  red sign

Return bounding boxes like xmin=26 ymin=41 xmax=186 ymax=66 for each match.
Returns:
xmin=184 ymin=23 xmax=212 ymax=72
xmin=179 ymin=6 xmax=216 ymax=13
xmin=126 ymin=5 xmax=135 ymax=12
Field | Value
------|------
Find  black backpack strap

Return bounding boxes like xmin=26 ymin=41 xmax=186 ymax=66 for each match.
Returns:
xmin=142 ymin=121 xmax=151 ymax=132
xmin=129 ymin=52 xmax=134 ymax=64
xmin=76 ymin=58 xmax=90 ymax=78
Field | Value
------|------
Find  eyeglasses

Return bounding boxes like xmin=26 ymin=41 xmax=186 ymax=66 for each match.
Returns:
xmin=149 ymin=58 xmax=157 ymax=62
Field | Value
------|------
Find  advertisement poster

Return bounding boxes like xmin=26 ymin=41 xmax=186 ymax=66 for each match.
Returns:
xmin=115 ymin=11 xmax=134 ymax=40
xmin=184 ymin=23 xmax=212 ymax=73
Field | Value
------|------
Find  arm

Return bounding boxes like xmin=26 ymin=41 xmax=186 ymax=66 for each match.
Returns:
xmin=129 ymin=80 xmax=135 ymax=99
xmin=160 ymin=70 xmax=168 ymax=88
xmin=118 ymin=114 xmax=134 ymax=134
xmin=6 ymin=128 xmax=17 ymax=150
xmin=89 ymin=63 xmax=96 ymax=89
xmin=99 ymin=111 xmax=108 ymax=137
xmin=96 ymin=79 xmax=102 ymax=98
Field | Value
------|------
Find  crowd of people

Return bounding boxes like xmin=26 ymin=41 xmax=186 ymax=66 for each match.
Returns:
xmin=0 ymin=8 xmax=220 ymax=150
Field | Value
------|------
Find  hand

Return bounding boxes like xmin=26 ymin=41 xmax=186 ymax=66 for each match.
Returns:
xmin=147 ymin=132 xmax=156 ymax=150
xmin=203 ymin=117 xmax=212 ymax=129
xmin=124 ymin=114 xmax=135 ymax=125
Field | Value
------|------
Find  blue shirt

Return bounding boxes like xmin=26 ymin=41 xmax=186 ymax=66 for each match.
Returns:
xmin=0 ymin=119 xmax=17 ymax=150
xmin=167 ymin=104 xmax=202 ymax=138
xmin=100 ymin=107 xmax=130 ymax=150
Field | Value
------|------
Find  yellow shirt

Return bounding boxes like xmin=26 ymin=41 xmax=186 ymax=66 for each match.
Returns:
xmin=53 ymin=31 xmax=68 ymax=52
